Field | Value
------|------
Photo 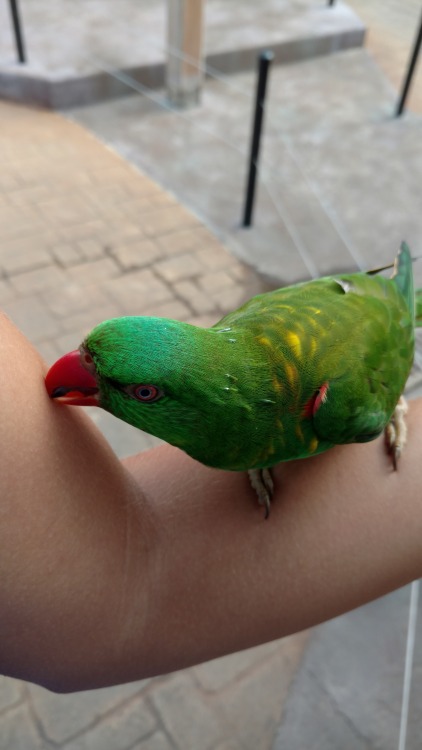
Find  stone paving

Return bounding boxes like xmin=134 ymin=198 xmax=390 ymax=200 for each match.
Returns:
xmin=0 ymin=0 xmax=364 ymax=108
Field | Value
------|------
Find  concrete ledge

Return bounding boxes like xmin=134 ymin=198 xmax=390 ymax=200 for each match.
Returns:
xmin=0 ymin=3 xmax=364 ymax=109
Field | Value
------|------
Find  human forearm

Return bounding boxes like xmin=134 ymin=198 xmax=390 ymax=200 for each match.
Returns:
xmin=1 ymin=311 xmax=422 ymax=692
xmin=124 ymin=415 xmax=422 ymax=678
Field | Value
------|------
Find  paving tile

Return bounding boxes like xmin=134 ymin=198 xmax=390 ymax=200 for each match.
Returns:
xmin=141 ymin=206 xmax=200 ymax=238
xmin=102 ymin=221 xmax=146 ymax=242
xmin=59 ymin=696 xmax=156 ymax=750
xmin=9 ymin=265 xmax=68 ymax=295
xmin=155 ymin=252 xmax=205 ymax=283
xmin=173 ymin=279 xmax=218 ymax=315
xmin=0 ymin=676 xmax=23 ymax=711
xmin=88 ymin=165 xmax=146 ymax=187
xmin=104 ymin=269 xmax=173 ymax=313
xmin=55 ymin=330 xmax=94 ymax=355
xmin=193 ymin=640 xmax=286 ymax=693
xmin=197 ymin=270 xmax=236 ymax=294
xmin=217 ymin=636 xmax=308 ymax=750
xmin=51 ymin=242 xmax=84 ymax=267
xmin=0 ymin=233 xmax=58 ymax=274
xmin=272 ymin=590 xmax=422 ymax=750
xmin=194 ymin=246 xmax=236 ymax=272
xmin=136 ymin=730 xmax=175 ymax=750
xmin=37 ymin=196 xmax=100 ymax=227
xmin=0 ymin=172 xmax=20 ymax=191
xmin=0 ymin=704 xmax=44 ymax=749
xmin=207 ymin=285 xmax=254 ymax=314
xmin=28 ymin=680 xmax=150 ymax=745
xmin=0 ymin=279 xmax=17 ymax=305
xmin=76 ymin=238 xmax=107 ymax=262
xmin=156 ymin=228 xmax=206 ymax=257
xmin=150 ymin=672 xmax=226 ymax=750
xmin=58 ymin=218 xmax=111 ymax=243
xmin=36 ymin=338 xmax=62 ymax=365
xmin=1 ymin=295 xmax=61 ymax=343
xmin=7 ymin=184 xmax=54 ymax=206
xmin=141 ymin=298 xmax=192 ymax=321
xmin=115 ymin=197 xmax=162 ymax=223
xmin=58 ymin=302 xmax=122 ymax=334
xmin=111 ymin=238 xmax=163 ymax=270
xmin=66 ymin=258 xmax=121 ymax=286
xmin=42 ymin=282 xmax=113 ymax=318
xmin=189 ymin=313 xmax=221 ymax=328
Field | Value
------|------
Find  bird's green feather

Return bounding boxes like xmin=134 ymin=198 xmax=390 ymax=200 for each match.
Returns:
xmin=84 ymin=243 xmax=417 ymax=472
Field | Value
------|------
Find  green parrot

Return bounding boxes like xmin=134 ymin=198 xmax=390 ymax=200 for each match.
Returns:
xmin=46 ymin=242 xmax=421 ymax=517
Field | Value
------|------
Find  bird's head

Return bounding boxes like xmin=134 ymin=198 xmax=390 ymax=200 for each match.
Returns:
xmin=45 ymin=316 xmax=224 ymax=453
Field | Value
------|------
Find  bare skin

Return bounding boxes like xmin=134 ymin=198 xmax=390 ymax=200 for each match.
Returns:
xmin=1 ymin=311 xmax=421 ymax=693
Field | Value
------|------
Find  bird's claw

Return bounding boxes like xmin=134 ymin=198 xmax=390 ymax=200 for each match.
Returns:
xmin=385 ymin=395 xmax=408 ymax=471
xmin=248 ymin=468 xmax=274 ymax=519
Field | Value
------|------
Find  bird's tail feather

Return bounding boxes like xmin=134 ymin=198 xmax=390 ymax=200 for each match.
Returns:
xmin=393 ymin=242 xmax=415 ymax=324
xmin=415 ymin=289 xmax=422 ymax=328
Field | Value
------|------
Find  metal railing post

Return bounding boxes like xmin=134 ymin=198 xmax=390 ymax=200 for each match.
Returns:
xmin=242 ymin=50 xmax=273 ymax=228
xmin=8 ymin=0 xmax=26 ymax=63
xmin=396 ymin=9 xmax=422 ymax=116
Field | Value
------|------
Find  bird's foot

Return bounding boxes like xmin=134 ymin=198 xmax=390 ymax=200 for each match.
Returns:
xmin=248 ymin=468 xmax=274 ymax=519
xmin=385 ymin=395 xmax=408 ymax=470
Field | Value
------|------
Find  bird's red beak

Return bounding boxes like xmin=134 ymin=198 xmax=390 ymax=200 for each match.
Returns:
xmin=45 ymin=350 xmax=100 ymax=406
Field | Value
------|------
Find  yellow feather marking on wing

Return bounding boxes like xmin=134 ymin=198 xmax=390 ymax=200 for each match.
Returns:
xmin=285 ymin=362 xmax=297 ymax=387
xmin=258 ymin=335 xmax=272 ymax=348
xmin=309 ymin=337 xmax=318 ymax=357
xmin=295 ymin=424 xmax=304 ymax=443
xmin=272 ymin=376 xmax=283 ymax=393
xmin=286 ymin=331 xmax=302 ymax=359
xmin=267 ymin=440 xmax=275 ymax=457
xmin=276 ymin=418 xmax=284 ymax=432
xmin=309 ymin=437 xmax=319 ymax=453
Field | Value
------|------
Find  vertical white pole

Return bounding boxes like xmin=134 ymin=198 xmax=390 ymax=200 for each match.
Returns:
xmin=398 ymin=580 xmax=419 ymax=750
xmin=167 ymin=0 xmax=204 ymax=107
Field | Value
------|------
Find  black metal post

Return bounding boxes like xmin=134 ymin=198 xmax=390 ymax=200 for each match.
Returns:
xmin=8 ymin=0 xmax=26 ymax=63
xmin=242 ymin=50 xmax=273 ymax=228
xmin=396 ymin=9 xmax=422 ymax=116
xmin=328 ymin=0 xmax=336 ymax=6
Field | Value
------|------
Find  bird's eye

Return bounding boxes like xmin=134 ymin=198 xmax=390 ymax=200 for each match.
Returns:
xmin=133 ymin=385 xmax=162 ymax=403
xmin=79 ymin=347 xmax=96 ymax=375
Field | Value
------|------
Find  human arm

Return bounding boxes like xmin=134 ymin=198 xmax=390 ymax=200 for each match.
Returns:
xmin=0 ymin=311 xmax=421 ymax=692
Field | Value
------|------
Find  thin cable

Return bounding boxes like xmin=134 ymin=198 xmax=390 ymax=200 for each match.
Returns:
xmin=127 ymin=37 xmax=375 ymax=271
xmin=87 ymin=58 xmax=251 ymax=159
xmin=87 ymin=58 xmax=320 ymax=277
xmin=259 ymin=174 xmax=319 ymax=278
xmin=88 ymin=50 xmax=366 ymax=272
xmin=398 ymin=579 xmax=419 ymax=750
xmin=276 ymin=142 xmax=366 ymax=271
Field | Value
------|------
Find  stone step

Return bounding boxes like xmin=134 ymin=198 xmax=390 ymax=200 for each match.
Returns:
xmin=0 ymin=0 xmax=364 ymax=108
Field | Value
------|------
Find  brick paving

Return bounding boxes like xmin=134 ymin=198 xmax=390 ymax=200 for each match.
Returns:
xmin=0 ymin=99 xmax=308 ymax=749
